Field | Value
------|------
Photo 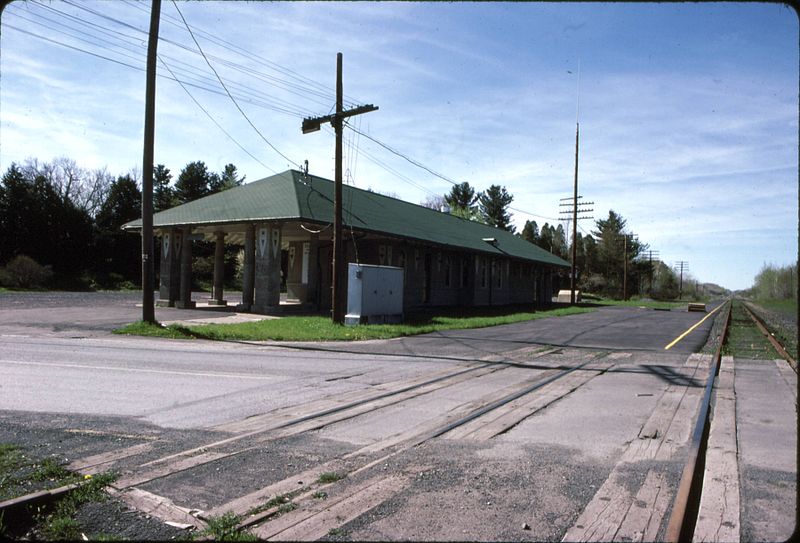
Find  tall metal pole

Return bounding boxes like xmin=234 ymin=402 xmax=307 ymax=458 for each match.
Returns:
xmin=141 ymin=0 xmax=161 ymax=324
xmin=332 ymin=52 xmax=344 ymax=324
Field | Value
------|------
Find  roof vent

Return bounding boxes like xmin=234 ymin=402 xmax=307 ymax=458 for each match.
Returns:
xmin=482 ymin=237 xmax=497 ymax=245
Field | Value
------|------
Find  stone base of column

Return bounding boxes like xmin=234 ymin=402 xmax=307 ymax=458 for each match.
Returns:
xmin=235 ymin=303 xmax=252 ymax=312
xmin=175 ymin=300 xmax=196 ymax=309
xmin=252 ymin=303 xmax=282 ymax=315
xmin=207 ymin=299 xmax=228 ymax=306
xmin=156 ymin=299 xmax=175 ymax=308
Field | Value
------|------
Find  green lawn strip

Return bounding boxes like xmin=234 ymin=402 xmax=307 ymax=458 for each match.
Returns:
xmin=591 ymin=299 xmax=688 ymax=310
xmin=114 ymin=306 xmax=594 ymax=342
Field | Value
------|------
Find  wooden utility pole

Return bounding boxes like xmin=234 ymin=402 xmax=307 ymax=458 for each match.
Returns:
xmin=675 ymin=260 xmax=689 ymax=300
xmin=570 ymin=122 xmax=579 ymax=304
xmin=559 ymin=191 xmax=593 ymax=304
xmin=622 ymin=233 xmax=637 ymax=301
xmin=302 ymin=53 xmax=377 ymax=324
xmin=141 ymin=0 xmax=161 ymax=324
xmin=623 ymin=234 xmax=628 ymax=301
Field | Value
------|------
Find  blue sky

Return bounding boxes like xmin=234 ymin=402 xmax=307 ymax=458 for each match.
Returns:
xmin=1 ymin=1 xmax=797 ymax=291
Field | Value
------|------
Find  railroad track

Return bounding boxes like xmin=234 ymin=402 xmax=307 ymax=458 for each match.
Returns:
xmin=664 ymin=298 xmax=796 ymax=542
xmin=51 ymin=344 xmax=612 ymax=537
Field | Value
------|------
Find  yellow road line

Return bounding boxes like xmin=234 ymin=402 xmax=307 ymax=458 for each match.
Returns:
xmin=664 ymin=303 xmax=724 ymax=350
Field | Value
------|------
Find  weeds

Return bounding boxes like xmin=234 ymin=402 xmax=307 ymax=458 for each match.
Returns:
xmin=201 ymin=512 xmax=257 ymax=541
xmin=36 ymin=471 xmax=117 ymax=540
xmin=277 ymin=502 xmax=297 ymax=514
xmin=247 ymin=494 xmax=291 ymax=516
xmin=31 ymin=457 xmax=72 ymax=481
xmin=312 ymin=490 xmax=328 ymax=500
xmin=317 ymin=472 xmax=345 ymax=484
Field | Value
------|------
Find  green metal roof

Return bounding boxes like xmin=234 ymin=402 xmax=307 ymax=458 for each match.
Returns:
xmin=124 ymin=170 xmax=569 ymax=268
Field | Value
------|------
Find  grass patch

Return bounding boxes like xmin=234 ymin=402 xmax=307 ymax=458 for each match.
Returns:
xmin=0 ymin=447 xmax=81 ymax=502
xmin=115 ymin=305 xmax=594 ymax=342
xmin=312 ymin=490 xmax=328 ymax=500
xmin=317 ymin=472 xmax=345 ymax=484
xmin=37 ymin=472 xmax=118 ymax=540
xmin=201 ymin=512 xmax=257 ymax=541
xmin=754 ymin=298 xmax=798 ymax=318
xmin=113 ymin=320 xmax=198 ymax=339
xmin=247 ymin=494 xmax=293 ymax=516
xmin=591 ymin=298 xmax=687 ymax=310
xmin=31 ymin=457 xmax=72 ymax=482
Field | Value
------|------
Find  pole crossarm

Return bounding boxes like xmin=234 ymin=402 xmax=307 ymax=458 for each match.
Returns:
xmin=302 ymin=104 xmax=378 ymax=133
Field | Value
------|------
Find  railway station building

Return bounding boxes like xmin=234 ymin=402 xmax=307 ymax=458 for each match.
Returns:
xmin=123 ymin=170 xmax=569 ymax=315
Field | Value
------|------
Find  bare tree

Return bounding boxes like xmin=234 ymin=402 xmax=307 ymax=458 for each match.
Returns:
xmin=420 ymin=194 xmax=447 ymax=210
xmin=21 ymin=157 xmax=113 ymax=217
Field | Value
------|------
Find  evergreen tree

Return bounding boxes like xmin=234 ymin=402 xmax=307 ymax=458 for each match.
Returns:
xmin=478 ymin=184 xmax=515 ymax=232
xmin=591 ymin=210 xmax=647 ymax=298
xmin=94 ymin=175 xmax=142 ymax=284
xmin=153 ymin=164 xmax=176 ymax=212
xmin=213 ymin=163 xmax=245 ymax=193
xmin=444 ymin=181 xmax=479 ymax=211
xmin=538 ymin=223 xmax=554 ymax=253
xmin=175 ymin=161 xmax=214 ymax=203
xmin=520 ymin=220 xmax=539 ymax=244
xmin=553 ymin=224 xmax=568 ymax=259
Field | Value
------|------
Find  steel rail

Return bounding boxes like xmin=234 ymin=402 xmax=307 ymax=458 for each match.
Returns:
xmin=742 ymin=302 xmax=797 ymax=370
xmin=664 ymin=300 xmax=731 ymax=542
xmin=423 ymin=352 xmax=608 ymax=441
xmin=232 ymin=352 xmax=610 ymax=533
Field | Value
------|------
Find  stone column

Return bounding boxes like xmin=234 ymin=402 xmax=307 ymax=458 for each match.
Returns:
xmin=209 ymin=231 xmax=227 ymax=306
xmin=176 ymin=227 xmax=195 ymax=309
xmin=253 ymin=223 xmax=282 ymax=313
xmin=157 ymin=229 xmax=181 ymax=307
xmin=241 ymin=224 xmax=255 ymax=310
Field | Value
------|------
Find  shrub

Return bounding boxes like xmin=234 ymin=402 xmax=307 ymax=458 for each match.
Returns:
xmin=3 ymin=255 xmax=53 ymax=288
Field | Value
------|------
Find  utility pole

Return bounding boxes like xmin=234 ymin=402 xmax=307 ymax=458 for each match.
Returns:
xmin=675 ymin=260 xmax=689 ymax=300
xmin=622 ymin=233 xmax=637 ymax=301
xmin=141 ymin=0 xmax=161 ymax=324
xmin=302 ymin=53 xmax=377 ymax=324
xmin=646 ymin=249 xmax=660 ymax=295
xmin=559 ymin=195 xmax=593 ymax=304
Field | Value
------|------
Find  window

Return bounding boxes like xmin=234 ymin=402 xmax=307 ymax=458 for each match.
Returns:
xmin=444 ymin=256 xmax=451 ymax=287
xmin=480 ymin=258 xmax=487 ymax=288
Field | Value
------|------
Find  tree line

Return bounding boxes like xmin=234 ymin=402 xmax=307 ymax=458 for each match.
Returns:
xmin=428 ymin=180 xmax=690 ymax=300
xmin=0 ymin=157 xmax=243 ymax=289
xmin=746 ymin=263 xmax=796 ymax=301
xmin=1 ymin=159 xmax=697 ymax=300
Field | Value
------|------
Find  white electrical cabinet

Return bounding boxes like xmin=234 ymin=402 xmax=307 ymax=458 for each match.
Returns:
xmin=345 ymin=263 xmax=404 ymax=326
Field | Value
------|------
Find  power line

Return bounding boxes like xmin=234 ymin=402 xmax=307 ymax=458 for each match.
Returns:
xmin=28 ymin=0 xmax=343 ymax=115
xmin=158 ymin=56 xmax=277 ymax=174
xmin=170 ymin=0 xmax=301 ymax=169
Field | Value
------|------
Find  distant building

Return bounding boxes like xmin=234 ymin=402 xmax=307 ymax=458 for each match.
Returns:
xmin=123 ymin=170 xmax=569 ymax=314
